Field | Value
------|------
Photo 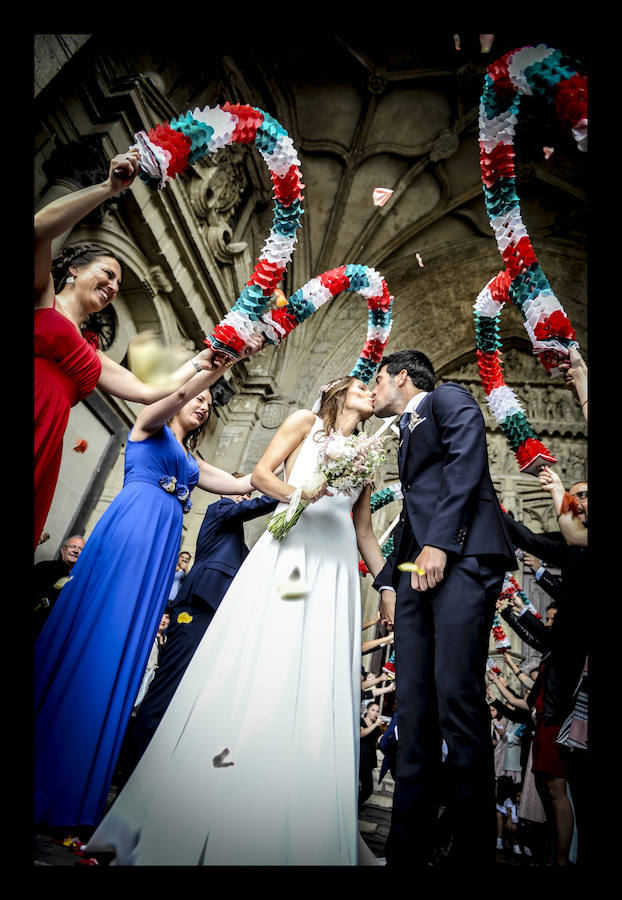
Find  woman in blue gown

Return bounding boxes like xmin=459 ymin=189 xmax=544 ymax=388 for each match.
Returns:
xmin=34 ymin=340 xmax=263 ymax=831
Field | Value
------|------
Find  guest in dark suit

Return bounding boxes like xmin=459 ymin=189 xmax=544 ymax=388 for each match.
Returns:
xmin=117 ymin=489 xmax=278 ymax=785
xmin=370 ymin=349 xmax=516 ymax=867
xmin=33 ymin=535 xmax=85 ymax=639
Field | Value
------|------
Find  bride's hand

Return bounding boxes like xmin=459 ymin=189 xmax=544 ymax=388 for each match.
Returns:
xmin=302 ymin=483 xmax=333 ymax=503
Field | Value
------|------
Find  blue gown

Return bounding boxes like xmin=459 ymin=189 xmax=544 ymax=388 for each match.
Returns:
xmin=34 ymin=425 xmax=199 ymax=827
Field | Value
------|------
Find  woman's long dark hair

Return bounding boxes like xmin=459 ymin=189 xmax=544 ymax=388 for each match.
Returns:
xmin=51 ymin=242 xmax=125 ymax=293
xmin=314 ymin=375 xmax=362 ymax=441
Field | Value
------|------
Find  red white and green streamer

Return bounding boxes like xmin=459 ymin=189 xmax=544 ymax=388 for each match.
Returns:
xmin=125 ymin=102 xmax=393 ymax=378
xmin=475 ymin=45 xmax=587 ymax=475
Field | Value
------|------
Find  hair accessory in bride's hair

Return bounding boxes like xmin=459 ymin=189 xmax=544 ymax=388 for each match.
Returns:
xmin=320 ymin=380 xmax=340 ymax=396
xmin=311 ymin=379 xmax=343 ymax=413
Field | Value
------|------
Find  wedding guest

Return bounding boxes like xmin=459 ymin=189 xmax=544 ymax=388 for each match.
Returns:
xmin=34 ymin=151 xmax=217 ymax=548
xmin=34 ymin=535 xmax=85 ymax=638
xmin=496 ymin=776 xmax=522 ymax=857
xmin=361 ymin=671 xmax=396 ymax=703
xmin=133 ymin=612 xmax=170 ymax=713
xmin=35 ymin=339 xmax=265 ymax=835
xmin=359 ymin=702 xmax=383 ymax=807
xmin=167 ymin=551 xmax=192 ymax=605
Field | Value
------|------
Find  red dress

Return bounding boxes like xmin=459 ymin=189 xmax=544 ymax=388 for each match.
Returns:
xmin=34 ymin=302 xmax=102 ymax=548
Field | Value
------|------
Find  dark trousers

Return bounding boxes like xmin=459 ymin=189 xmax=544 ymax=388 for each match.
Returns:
xmin=386 ymin=549 xmax=504 ymax=867
xmin=359 ymin=765 xmax=375 ymax=807
xmin=117 ymin=603 xmax=216 ymax=786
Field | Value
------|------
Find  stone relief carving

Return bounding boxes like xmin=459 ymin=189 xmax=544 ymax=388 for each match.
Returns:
xmin=189 ymin=148 xmax=250 ymax=263
xmin=261 ymin=400 xmax=296 ymax=429
xmin=144 ymin=264 xmax=174 ymax=296
xmin=442 ymin=348 xmax=586 ymax=437
xmin=429 ymin=128 xmax=459 ymax=162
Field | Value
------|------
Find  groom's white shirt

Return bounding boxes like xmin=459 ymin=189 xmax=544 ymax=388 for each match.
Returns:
xmin=379 ymin=391 xmax=428 ymax=594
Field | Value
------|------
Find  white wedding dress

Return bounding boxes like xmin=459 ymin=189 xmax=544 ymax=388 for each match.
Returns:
xmin=86 ymin=416 xmax=378 ymax=866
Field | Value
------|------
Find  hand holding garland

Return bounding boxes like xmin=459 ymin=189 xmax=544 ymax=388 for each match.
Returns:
xmin=538 ymin=466 xmax=588 ymax=547
xmin=560 ymin=346 xmax=588 ymax=422
xmin=131 ymin=336 xmax=261 ymax=445
xmin=35 ymin=151 xmax=141 ymax=300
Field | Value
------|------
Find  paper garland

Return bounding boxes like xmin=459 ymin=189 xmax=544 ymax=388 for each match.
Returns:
xmin=123 ymin=101 xmax=394 ymax=375
xmin=475 ymin=45 xmax=587 ymax=475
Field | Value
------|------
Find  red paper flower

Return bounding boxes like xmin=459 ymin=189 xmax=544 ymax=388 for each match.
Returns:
xmin=209 ymin=324 xmax=247 ymax=356
xmin=269 ymin=307 xmax=299 ymax=337
xmin=222 ymin=102 xmax=264 ymax=144
xmin=480 ymin=142 xmax=516 ymax=187
xmin=489 ymin=270 xmax=511 ymax=305
xmin=552 ymin=73 xmax=588 ymax=130
xmin=367 ymin=281 xmax=392 ymax=311
xmin=148 ymin=123 xmax=193 ymax=178
xmin=248 ymin=259 xmax=287 ymax=294
xmin=73 ymin=439 xmax=88 ymax=453
xmin=515 ymin=438 xmax=551 ymax=469
xmin=487 ymin=53 xmax=515 ymax=97
xmin=361 ymin=338 xmax=387 ymax=361
xmin=533 ymin=310 xmax=577 ymax=342
xmin=502 ymin=236 xmax=537 ymax=278
xmin=319 ymin=266 xmax=350 ymax=295
xmin=271 ymin=164 xmax=305 ymax=207
xmin=359 ymin=560 xmax=370 ymax=576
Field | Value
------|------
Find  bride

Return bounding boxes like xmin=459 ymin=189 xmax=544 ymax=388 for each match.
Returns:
xmin=86 ymin=375 xmax=387 ymax=866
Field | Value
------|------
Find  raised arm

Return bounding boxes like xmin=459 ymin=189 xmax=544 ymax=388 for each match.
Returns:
xmin=34 ymin=151 xmax=140 ymax=305
xmin=129 ymin=355 xmax=230 ymax=440
xmin=96 ymin=348 xmax=220 ymax=406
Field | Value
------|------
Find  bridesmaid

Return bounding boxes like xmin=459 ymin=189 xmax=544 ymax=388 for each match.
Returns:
xmin=34 ymin=340 xmax=268 ymax=835
xmin=34 ymin=150 xmax=216 ymax=548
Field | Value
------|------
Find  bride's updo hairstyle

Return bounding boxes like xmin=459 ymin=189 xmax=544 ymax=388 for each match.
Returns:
xmin=51 ymin=242 xmax=125 ymax=293
xmin=315 ymin=375 xmax=360 ymax=440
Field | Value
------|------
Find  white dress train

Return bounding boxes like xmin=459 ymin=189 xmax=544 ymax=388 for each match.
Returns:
xmin=86 ymin=416 xmax=378 ymax=865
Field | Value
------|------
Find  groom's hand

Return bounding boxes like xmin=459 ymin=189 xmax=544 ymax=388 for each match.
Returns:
xmin=410 ymin=546 xmax=447 ymax=592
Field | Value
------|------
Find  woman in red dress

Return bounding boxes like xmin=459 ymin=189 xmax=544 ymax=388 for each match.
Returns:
xmin=34 ymin=151 xmax=218 ymax=548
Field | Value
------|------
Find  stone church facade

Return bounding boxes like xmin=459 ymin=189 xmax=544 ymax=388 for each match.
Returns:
xmin=34 ymin=34 xmax=587 ymax=684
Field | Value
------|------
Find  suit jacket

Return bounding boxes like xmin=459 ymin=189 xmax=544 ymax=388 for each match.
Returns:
xmin=501 ymin=607 xmax=549 ymax=655
xmin=374 ymin=383 xmax=516 ymax=591
xmin=503 ymin=514 xmax=587 ymax=723
xmin=170 ymin=494 xmax=279 ymax=612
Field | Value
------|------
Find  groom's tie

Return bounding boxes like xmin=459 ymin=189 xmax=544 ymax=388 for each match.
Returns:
xmin=397 ymin=411 xmax=410 ymax=474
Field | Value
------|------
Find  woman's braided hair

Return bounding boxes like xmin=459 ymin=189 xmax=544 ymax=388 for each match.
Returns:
xmin=51 ymin=242 xmax=125 ymax=293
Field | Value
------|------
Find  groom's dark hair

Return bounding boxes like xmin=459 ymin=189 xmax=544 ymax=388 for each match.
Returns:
xmin=379 ymin=350 xmax=436 ymax=392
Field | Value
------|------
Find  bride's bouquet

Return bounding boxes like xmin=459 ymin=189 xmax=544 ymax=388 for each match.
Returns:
xmin=267 ymin=430 xmax=386 ymax=541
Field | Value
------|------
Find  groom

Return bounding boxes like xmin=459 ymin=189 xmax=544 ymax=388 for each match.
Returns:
xmin=370 ymin=350 xmax=516 ymax=867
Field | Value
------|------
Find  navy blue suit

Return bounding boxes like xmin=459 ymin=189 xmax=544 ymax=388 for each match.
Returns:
xmin=373 ymin=383 xmax=516 ymax=866
xmin=120 ymin=494 xmax=278 ymax=781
